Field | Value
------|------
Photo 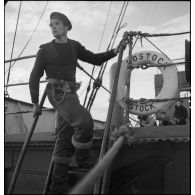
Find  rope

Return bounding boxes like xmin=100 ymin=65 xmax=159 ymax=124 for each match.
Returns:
xmin=69 ymin=136 xmax=125 ymax=194
xmin=5 ymin=54 xmax=36 ymax=63
xmin=5 ymin=108 xmax=54 ymax=115
xmin=139 ymin=31 xmax=190 ymax=37
xmin=86 ymin=2 xmax=129 ymax=111
xmin=97 ymin=1 xmax=112 ymax=53
xmin=172 ymin=57 xmax=185 ymax=61
xmin=77 ymin=65 xmax=112 ymax=94
xmin=122 ymin=96 xmax=190 ymax=105
xmin=6 ymin=1 xmax=49 ymax=74
xmin=5 ymin=1 xmax=22 ymax=96
xmin=4 ymin=53 xmax=184 ymax=65
xmin=131 ymin=61 xmax=185 ymax=69
xmin=100 ymin=1 xmax=129 ymax=78
xmin=85 ymin=1 xmax=127 ymax=111
xmin=142 ymin=36 xmax=170 ymax=60
xmin=83 ymin=1 xmax=112 ymax=107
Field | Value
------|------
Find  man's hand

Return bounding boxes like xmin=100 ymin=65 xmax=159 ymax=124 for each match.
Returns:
xmin=113 ymin=40 xmax=128 ymax=54
xmin=33 ymin=103 xmax=41 ymax=117
xmin=113 ymin=44 xmax=120 ymax=54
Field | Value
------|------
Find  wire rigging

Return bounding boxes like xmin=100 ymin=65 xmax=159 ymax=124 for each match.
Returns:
xmin=86 ymin=1 xmax=129 ymax=111
xmin=5 ymin=1 xmax=49 ymax=74
xmin=83 ymin=1 xmax=126 ymax=108
xmin=5 ymin=1 xmax=22 ymax=97
xmin=100 ymin=1 xmax=129 ymax=78
xmin=83 ymin=1 xmax=112 ymax=107
xmin=142 ymin=36 xmax=170 ymax=60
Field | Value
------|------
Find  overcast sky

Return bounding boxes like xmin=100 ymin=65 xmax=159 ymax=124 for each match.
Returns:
xmin=4 ymin=1 xmax=190 ymax=121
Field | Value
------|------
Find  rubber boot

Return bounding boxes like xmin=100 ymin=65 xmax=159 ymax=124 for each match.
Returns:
xmin=49 ymin=162 xmax=71 ymax=194
xmin=75 ymin=149 xmax=95 ymax=169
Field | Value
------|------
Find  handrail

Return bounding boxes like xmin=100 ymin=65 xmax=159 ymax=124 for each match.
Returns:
xmin=68 ymin=136 xmax=125 ymax=194
xmin=5 ymin=108 xmax=54 ymax=115
xmin=7 ymin=89 xmax=47 ymax=194
xmin=5 ymin=80 xmax=47 ymax=87
xmin=5 ymin=54 xmax=36 ymax=63
xmin=100 ymin=33 xmax=134 ymax=194
xmin=94 ymin=39 xmax=127 ymax=194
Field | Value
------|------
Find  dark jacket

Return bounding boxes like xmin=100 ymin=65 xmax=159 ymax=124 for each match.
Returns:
xmin=173 ymin=105 xmax=188 ymax=125
xmin=159 ymin=119 xmax=173 ymax=126
xmin=29 ymin=39 xmax=117 ymax=103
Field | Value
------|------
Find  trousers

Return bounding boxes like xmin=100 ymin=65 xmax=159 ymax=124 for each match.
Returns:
xmin=46 ymin=82 xmax=94 ymax=164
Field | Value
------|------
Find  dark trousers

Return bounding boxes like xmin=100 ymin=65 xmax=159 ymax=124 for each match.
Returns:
xmin=46 ymin=83 xmax=94 ymax=164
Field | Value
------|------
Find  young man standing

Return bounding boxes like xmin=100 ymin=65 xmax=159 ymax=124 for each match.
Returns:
xmin=29 ymin=12 xmax=121 ymax=193
xmin=158 ymin=111 xmax=173 ymax=126
xmin=173 ymin=100 xmax=188 ymax=125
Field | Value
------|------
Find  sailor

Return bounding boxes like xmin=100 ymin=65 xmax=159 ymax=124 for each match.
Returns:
xmin=138 ymin=115 xmax=157 ymax=127
xmin=158 ymin=111 xmax=173 ymax=126
xmin=29 ymin=12 xmax=121 ymax=193
xmin=173 ymin=99 xmax=188 ymax=125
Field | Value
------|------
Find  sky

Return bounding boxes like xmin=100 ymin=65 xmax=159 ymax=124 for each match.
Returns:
xmin=4 ymin=1 xmax=190 ymax=122
xmin=2 ymin=1 xmax=193 ymax=193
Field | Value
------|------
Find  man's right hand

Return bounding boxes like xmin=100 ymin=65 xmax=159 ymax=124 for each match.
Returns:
xmin=33 ymin=103 xmax=41 ymax=117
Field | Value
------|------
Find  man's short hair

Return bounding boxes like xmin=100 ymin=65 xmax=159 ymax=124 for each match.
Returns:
xmin=161 ymin=111 xmax=166 ymax=115
xmin=177 ymin=99 xmax=183 ymax=103
xmin=50 ymin=12 xmax=72 ymax=30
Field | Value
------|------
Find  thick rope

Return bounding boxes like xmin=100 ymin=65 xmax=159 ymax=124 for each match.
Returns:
xmin=137 ymin=31 xmax=190 ymax=37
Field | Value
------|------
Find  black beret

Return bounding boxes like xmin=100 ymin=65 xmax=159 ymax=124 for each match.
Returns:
xmin=50 ymin=12 xmax=72 ymax=31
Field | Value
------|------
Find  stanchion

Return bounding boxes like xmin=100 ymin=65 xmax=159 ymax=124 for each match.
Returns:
xmin=7 ymin=88 xmax=47 ymax=194
xmin=100 ymin=34 xmax=134 ymax=194
xmin=42 ymin=160 xmax=54 ymax=194
xmin=94 ymin=33 xmax=128 ymax=194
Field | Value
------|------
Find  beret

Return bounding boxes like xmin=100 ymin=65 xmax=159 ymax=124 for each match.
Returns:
xmin=50 ymin=12 xmax=72 ymax=31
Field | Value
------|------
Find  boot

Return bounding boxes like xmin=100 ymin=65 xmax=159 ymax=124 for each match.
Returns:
xmin=50 ymin=162 xmax=71 ymax=194
xmin=75 ymin=149 xmax=95 ymax=169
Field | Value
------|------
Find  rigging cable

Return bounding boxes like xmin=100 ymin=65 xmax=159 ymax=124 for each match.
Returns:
xmin=5 ymin=1 xmax=22 ymax=97
xmin=5 ymin=1 xmax=49 ymax=74
xmin=86 ymin=1 xmax=129 ymax=111
xmin=83 ymin=1 xmax=112 ymax=107
xmin=142 ymin=35 xmax=170 ymax=60
xmin=100 ymin=1 xmax=129 ymax=78
xmin=84 ymin=1 xmax=126 ymax=108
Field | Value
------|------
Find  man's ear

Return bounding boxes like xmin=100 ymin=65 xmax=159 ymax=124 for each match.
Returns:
xmin=64 ymin=25 xmax=69 ymax=31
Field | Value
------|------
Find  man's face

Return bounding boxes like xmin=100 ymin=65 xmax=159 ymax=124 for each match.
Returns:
xmin=161 ymin=113 xmax=166 ymax=119
xmin=176 ymin=101 xmax=182 ymax=107
xmin=49 ymin=19 xmax=68 ymax=38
